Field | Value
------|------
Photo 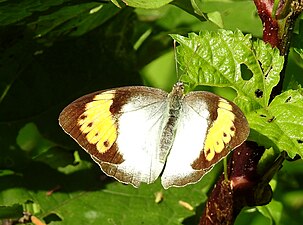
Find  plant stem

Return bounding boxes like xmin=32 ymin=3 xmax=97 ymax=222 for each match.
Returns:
xmin=253 ymin=0 xmax=303 ymax=97
xmin=198 ymin=2 xmax=302 ymax=224
xmin=199 ymin=142 xmax=271 ymax=225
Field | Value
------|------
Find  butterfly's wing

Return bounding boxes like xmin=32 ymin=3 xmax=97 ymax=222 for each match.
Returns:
xmin=161 ymin=91 xmax=249 ymax=189
xmin=59 ymin=86 xmax=168 ymax=187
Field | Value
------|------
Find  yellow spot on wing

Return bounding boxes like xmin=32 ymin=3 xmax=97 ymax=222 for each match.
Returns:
xmin=204 ymin=99 xmax=235 ymax=161
xmin=78 ymin=91 xmax=117 ymax=153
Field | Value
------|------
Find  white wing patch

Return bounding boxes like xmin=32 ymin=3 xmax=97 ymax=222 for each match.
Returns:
xmin=115 ymin=98 xmax=168 ymax=185
xmin=161 ymin=100 xmax=210 ymax=189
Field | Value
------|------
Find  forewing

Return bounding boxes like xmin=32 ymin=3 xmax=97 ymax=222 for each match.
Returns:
xmin=59 ymin=86 xmax=168 ymax=187
xmin=161 ymin=91 xmax=249 ymax=189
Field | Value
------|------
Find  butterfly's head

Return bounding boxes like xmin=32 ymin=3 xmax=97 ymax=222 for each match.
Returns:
xmin=172 ymin=82 xmax=184 ymax=94
xmin=169 ymin=82 xmax=185 ymax=103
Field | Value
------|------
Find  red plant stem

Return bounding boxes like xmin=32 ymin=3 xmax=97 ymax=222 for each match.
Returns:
xmin=199 ymin=142 xmax=271 ymax=225
xmin=254 ymin=0 xmax=280 ymax=47
xmin=254 ymin=0 xmax=303 ymax=55
xmin=253 ymin=0 xmax=303 ymax=97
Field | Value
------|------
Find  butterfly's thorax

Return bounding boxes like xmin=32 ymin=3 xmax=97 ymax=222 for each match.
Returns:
xmin=159 ymin=82 xmax=184 ymax=163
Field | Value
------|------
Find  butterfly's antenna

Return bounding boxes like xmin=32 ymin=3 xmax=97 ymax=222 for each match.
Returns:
xmin=173 ymin=40 xmax=180 ymax=82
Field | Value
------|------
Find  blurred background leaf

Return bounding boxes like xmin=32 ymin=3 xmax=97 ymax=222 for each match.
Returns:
xmin=0 ymin=0 xmax=303 ymax=224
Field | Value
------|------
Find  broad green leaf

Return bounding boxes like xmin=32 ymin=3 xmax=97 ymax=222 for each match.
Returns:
xmin=171 ymin=30 xmax=283 ymax=112
xmin=16 ymin=123 xmax=55 ymax=157
xmin=247 ymin=89 xmax=303 ymax=158
xmin=45 ymin=182 xmax=205 ymax=225
xmin=171 ymin=30 xmax=303 ymax=159
xmin=0 ymin=158 xmax=220 ymax=224
xmin=121 ymin=0 xmax=173 ymax=9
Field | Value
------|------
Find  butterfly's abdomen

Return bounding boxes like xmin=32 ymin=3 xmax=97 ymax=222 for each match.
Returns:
xmin=159 ymin=84 xmax=184 ymax=163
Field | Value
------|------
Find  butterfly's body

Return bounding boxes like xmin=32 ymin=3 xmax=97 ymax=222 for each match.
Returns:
xmin=159 ymin=82 xmax=184 ymax=162
xmin=59 ymin=82 xmax=249 ymax=189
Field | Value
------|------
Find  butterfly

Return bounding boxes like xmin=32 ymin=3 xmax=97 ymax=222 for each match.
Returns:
xmin=59 ymin=82 xmax=249 ymax=189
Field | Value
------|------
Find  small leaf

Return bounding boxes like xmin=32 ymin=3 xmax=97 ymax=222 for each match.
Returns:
xmin=111 ymin=0 xmax=125 ymax=8
xmin=207 ymin=11 xmax=223 ymax=28
xmin=247 ymin=89 xmax=303 ymax=158
xmin=122 ymin=0 xmax=173 ymax=9
xmin=257 ymin=199 xmax=283 ymax=225
xmin=16 ymin=123 xmax=55 ymax=157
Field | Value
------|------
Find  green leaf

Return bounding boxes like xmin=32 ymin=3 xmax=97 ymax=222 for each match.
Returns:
xmin=294 ymin=48 xmax=303 ymax=60
xmin=171 ymin=30 xmax=303 ymax=159
xmin=111 ymin=0 xmax=125 ymax=8
xmin=46 ymin=182 xmax=204 ymax=224
xmin=121 ymin=0 xmax=173 ymax=9
xmin=257 ymin=199 xmax=283 ymax=225
xmin=0 ymin=204 xmax=23 ymax=219
xmin=207 ymin=11 xmax=223 ymax=28
xmin=16 ymin=123 xmax=55 ymax=157
xmin=247 ymin=89 xmax=303 ymax=158
xmin=0 ymin=159 xmax=220 ymax=224
xmin=190 ymin=0 xmax=206 ymax=17
xmin=172 ymin=30 xmax=283 ymax=112
xmin=187 ymin=0 xmax=224 ymax=28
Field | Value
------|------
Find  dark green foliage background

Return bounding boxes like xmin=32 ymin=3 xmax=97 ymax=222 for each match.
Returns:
xmin=0 ymin=0 xmax=303 ymax=224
